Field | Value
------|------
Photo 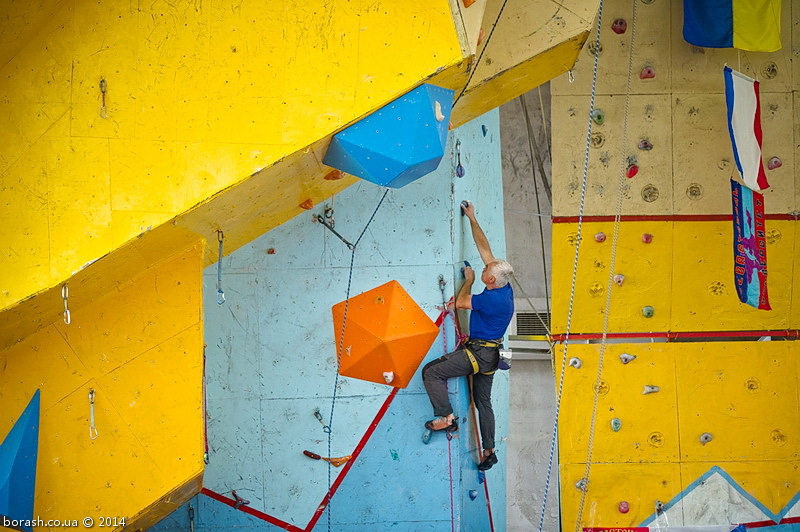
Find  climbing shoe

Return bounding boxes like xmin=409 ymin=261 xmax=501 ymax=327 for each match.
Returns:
xmin=478 ymin=452 xmax=498 ymax=471
xmin=425 ymin=416 xmax=458 ymax=432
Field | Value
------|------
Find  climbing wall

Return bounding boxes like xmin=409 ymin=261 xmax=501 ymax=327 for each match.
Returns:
xmin=550 ymin=0 xmax=800 ymax=530
xmin=0 ymin=243 xmax=205 ymax=529
xmin=150 ymin=113 xmax=509 ymax=531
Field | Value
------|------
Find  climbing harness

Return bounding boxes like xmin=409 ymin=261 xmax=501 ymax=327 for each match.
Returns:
xmin=537 ymin=0 xmax=606 ymax=530
xmin=324 ymin=188 xmax=390 ymax=532
xmin=453 ymin=0 xmax=510 ymax=108
xmin=216 ymin=230 xmax=226 ymax=305
xmin=88 ymin=389 xmax=98 ymax=440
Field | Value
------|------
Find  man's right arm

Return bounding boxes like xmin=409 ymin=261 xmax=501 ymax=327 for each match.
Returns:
xmin=462 ymin=201 xmax=495 ymax=265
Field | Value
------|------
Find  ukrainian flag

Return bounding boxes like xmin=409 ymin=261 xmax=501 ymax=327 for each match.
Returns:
xmin=683 ymin=0 xmax=781 ymax=52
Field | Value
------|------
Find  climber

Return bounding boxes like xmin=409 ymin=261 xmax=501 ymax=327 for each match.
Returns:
xmin=422 ymin=200 xmax=514 ymax=471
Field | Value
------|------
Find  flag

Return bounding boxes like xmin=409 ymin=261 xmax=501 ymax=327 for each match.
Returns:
xmin=731 ymin=179 xmax=770 ymax=310
xmin=724 ymin=67 xmax=769 ymax=192
xmin=683 ymin=0 xmax=781 ymax=52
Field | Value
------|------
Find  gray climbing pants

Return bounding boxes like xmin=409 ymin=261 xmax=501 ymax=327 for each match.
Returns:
xmin=422 ymin=341 xmax=500 ymax=450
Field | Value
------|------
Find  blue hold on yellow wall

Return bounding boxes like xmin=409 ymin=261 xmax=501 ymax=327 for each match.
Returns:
xmin=0 ymin=389 xmax=40 ymax=532
xmin=323 ymin=84 xmax=454 ymax=188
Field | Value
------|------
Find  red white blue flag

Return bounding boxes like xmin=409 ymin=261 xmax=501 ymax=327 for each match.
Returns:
xmin=724 ymin=67 xmax=769 ymax=192
xmin=731 ymin=179 xmax=770 ymax=310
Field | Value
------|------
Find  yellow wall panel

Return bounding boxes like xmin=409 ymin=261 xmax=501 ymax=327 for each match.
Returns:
xmin=670 ymin=221 xmax=793 ymax=332
xmin=0 ymin=243 xmax=205 ymax=524
xmin=558 ymin=343 xmax=679 ymax=466
xmin=675 ymin=342 xmax=799 ymax=462
xmin=551 ymin=222 xmax=674 ymax=334
xmin=560 ymin=462 xmax=682 ymax=531
xmin=551 ymin=0 xmax=672 ymax=97
xmin=552 ymin=95 xmax=674 ymax=217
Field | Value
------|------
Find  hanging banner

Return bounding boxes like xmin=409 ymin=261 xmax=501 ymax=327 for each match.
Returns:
xmin=683 ymin=0 xmax=781 ymax=52
xmin=731 ymin=179 xmax=770 ymax=310
xmin=724 ymin=67 xmax=769 ymax=192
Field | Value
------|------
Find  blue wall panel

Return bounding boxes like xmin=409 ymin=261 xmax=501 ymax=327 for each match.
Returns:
xmin=151 ymin=110 xmax=507 ymax=531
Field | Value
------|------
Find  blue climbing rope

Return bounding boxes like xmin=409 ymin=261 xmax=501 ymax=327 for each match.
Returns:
xmin=326 ymin=188 xmax=390 ymax=532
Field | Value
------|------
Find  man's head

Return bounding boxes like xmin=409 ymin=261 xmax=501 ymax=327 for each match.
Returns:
xmin=482 ymin=260 xmax=513 ymax=288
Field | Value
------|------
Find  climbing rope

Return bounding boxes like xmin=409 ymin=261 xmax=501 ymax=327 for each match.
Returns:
xmin=536 ymin=1 xmax=605 ymax=530
xmin=326 ymin=188 xmax=390 ymax=532
xmin=453 ymin=0 xmax=511 ymax=108
xmin=575 ymin=2 xmax=638 ymax=528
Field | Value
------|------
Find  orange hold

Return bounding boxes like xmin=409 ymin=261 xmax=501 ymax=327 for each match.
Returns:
xmin=323 ymin=169 xmax=344 ymax=180
xmin=299 ymin=198 xmax=314 ymax=210
xmin=331 ymin=280 xmax=440 ymax=388
xmin=463 ymin=0 xmax=476 ymax=7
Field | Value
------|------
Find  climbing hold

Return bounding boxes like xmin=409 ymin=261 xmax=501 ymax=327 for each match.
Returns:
xmin=468 ymin=489 xmax=478 ymax=500
xmin=569 ymin=357 xmax=582 ymax=369
xmin=594 ymin=232 xmax=606 ymax=243
xmin=323 ymin=169 xmax=344 ymax=180
xmin=477 ymin=28 xmax=485 ymax=47
xmin=611 ymin=18 xmax=627 ymax=34
xmin=611 ymin=418 xmax=622 ymax=432
xmin=303 ymin=450 xmax=322 ymax=460
xmin=576 ymin=478 xmax=588 ymax=491
xmin=641 ymin=233 xmax=653 ymax=244
xmin=642 ymin=306 xmax=654 ymax=318
xmin=618 ymin=501 xmax=630 ymax=514
xmin=481 ymin=125 xmax=488 ymax=136
xmin=383 ymin=372 xmax=394 ymax=384
xmin=590 ymin=132 xmax=605 ymax=148
xmin=638 ymin=139 xmax=653 ymax=151
xmin=642 ymin=385 xmax=660 ymax=395
xmin=299 ymin=198 xmax=314 ymax=210
xmin=767 ymin=156 xmax=782 ymax=170
xmin=266 ymin=248 xmax=276 ymax=255
xmin=641 ymin=185 xmax=659 ymax=202
xmin=456 ymin=163 xmax=465 ymax=178
xmin=626 ymin=164 xmax=639 ymax=178
xmin=655 ymin=500 xmax=664 ymax=513
xmin=463 ymin=0 xmax=476 ymax=6
xmin=640 ymin=66 xmax=655 ymax=79
xmin=613 ymin=274 xmax=625 ymax=286
xmin=619 ymin=353 xmax=636 ymax=364
xmin=231 ymin=490 xmax=250 ymax=509
xmin=478 ymin=471 xmax=486 ymax=484
xmin=590 ymin=109 xmax=605 ymax=125
xmin=460 ymin=200 xmax=470 ymax=214
xmin=434 ymin=101 xmax=446 ymax=122
xmin=699 ymin=432 xmax=713 ymax=445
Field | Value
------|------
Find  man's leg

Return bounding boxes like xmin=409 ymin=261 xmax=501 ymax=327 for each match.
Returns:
xmin=472 ymin=372 xmax=499 ymax=470
xmin=422 ymin=349 xmax=472 ymax=426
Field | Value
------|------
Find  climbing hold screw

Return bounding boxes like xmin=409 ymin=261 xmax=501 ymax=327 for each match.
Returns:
xmin=569 ymin=357 xmax=582 ymax=369
xmin=655 ymin=500 xmax=664 ymax=513
xmin=613 ymin=274 xmax=625 ymax=286
xmin=611 ymin=418 xmax=622 ymax=432
xmin=619 ymin=353 xmax=636 ymax=364
xmin=642 ymin=233 xmax=653 ymax=243
xmin=618 ymin=501 xmax=630 ymax=514
xmin=642 ymin=385 xmax=660 ymax=395
xmin=626 ymin=164 xmax=639 ymax=178
xmin=468 ymin=489 xmax=478 ymax=500
xmin=767 ymin=156 xmax=782 ymax=170
xmin=638 ymin=139 xmax=653 ymax=151
xmin=594 ymin=232 xmax=606 ymax=243
xmin=642 ymin=306 xmax=654 ymax=318
xmin=611 ymin=18 xmax=627 ymax=34
xmin=640 ymin=66 xmax=655 ymax=79
xmin=590 ymin=109 xmax=605 ymax=125
xmin=699 ymin=432 xmax=713 ymax=445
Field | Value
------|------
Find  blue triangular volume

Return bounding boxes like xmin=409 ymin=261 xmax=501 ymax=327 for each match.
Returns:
xmin=0 ymin=390 xmax=40 ymax=532
xmin=323 ymin=83 xmax=454 ymax=188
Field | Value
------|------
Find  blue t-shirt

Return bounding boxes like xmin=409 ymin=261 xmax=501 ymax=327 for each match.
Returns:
xmin=469 ymin=284 xmax=514 ymax=340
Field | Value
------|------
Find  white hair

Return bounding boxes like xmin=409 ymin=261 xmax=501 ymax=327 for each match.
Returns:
xmin=490 ymin=260 xmax=513 ymax=288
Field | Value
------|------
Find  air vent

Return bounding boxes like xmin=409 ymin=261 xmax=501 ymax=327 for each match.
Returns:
xmin=515 ymin=312 xmax=550 ymax=336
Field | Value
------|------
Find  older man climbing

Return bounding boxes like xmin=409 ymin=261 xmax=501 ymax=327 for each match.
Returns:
xmin=422 ymin=200 xmax=514 ymax=471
